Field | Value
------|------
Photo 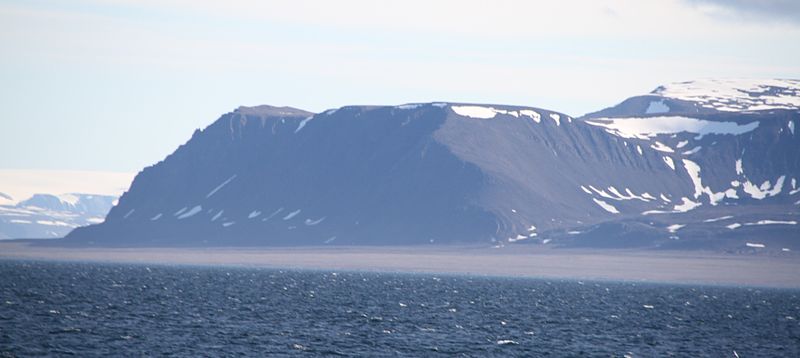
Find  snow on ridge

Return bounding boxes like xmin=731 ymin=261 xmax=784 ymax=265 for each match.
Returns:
xmin=519 ymin=110 xmax=541 ymax=123
xmin=396 ymin=103 xmax=423 ymax=110
xmin=549 ymin=113 xmax=561 ymax=126
xmin=450 ymin=105 xmax=543 ymax=122
xmin=585 ymin=116 xmax=759 ymax=140
xmin=451 ymin=106 xmax=498 ymax=119
xmin=652 ymin=79 xmax=800 ymax=112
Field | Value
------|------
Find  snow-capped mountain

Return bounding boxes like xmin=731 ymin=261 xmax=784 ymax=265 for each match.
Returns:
xmin=586 ymin=79 xmax=800 ymax=117
xmin=0 ymin=170 xmax=133 ymax=239
xmin=63 ymin=80 xmax=799 ymax=250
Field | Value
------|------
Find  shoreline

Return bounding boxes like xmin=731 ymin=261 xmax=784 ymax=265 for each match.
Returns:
xmin=1 ymin=242 xmax=799 ymax=289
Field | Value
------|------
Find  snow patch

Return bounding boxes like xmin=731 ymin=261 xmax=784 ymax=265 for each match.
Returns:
xmin=451 ymin=106 xmax=501 ymax=119
xmin=682 ymin=146 xmax=701 ymax=155
xmin=150 ymin=213 xmax=162 ymax=221
xmin=177 ymin=205 xmax=202 ymax=219
xmin=35 ymin=220 xmax=73 ymax=227
xmin=592 ymin=198 xmax=620 ymax=214
xmin=742 ymin=176 xmax=785 ymax=199
xmin=673 ymin=197 xmax=701 ymax=212
xmin=123 ymin=209 xmax=135 ymax=219
xmin=450 ymin=105 xmax=543 ymax=122
xmin=666 ymin=224 xmax=685 ymax=233
xmin=744 ymin=220 xmax=797 ymax=226
xmin=663 ymin=156 xmax=675 ymax=170
xmin=396 ymin=103 xmax=422 ymax=110
xmin=519 ymin=110 xmax=541 ymax=123
xmin=295 ymin=116 xmax=314 ymax=133
xmin=305 ymin=217 xmax=326 ymax=226
xmin=653 ymin=79 xmax=800 ymax=112
xmin=645 ymin=100 xmax=670 ymax=114
xmin=549 ymin=113 xmax=561 ymax=126
xmin=248 ymin=211 xmax=261 ymax=219
xmin=683 ymin=159 xmax=730 ymax=205
xmin=650 ymin=141 xmax=674 ymax=153
xmin=585 ymin=116 xmax=759 ymax=140
xmin=703 ymin=215 xmax=733 ymax=223
xmin=206 ymin=175 xmax=237 ymax=198
xmin=745 ymin=242 xmax=765 ymax=248
xmin=283 ymin=209 xmax=301 ymax=220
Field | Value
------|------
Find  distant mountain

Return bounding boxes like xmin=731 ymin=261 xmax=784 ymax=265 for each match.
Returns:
xmin=0 ymin=193 xmax=116 ymax=239
xmin=0 ymin=170 xmax=133 ymax=239
xmin=63 ymin=80 xmax=800 ymax=251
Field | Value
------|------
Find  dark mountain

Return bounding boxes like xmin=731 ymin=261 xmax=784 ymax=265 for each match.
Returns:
xmin=63 ymin=80 xmax=800 ymax=251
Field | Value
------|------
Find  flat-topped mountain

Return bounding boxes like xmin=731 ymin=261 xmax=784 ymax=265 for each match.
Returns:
xmin=62 ymin=80 xmax=800 ymax=250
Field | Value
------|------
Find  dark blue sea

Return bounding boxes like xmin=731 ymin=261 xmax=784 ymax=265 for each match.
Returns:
xmin=1 ymin=261 xmax=798 ymax=357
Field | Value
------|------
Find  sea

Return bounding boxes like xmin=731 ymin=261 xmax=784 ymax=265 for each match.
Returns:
xmin=0 ymin=261 xmax=798 ymax=357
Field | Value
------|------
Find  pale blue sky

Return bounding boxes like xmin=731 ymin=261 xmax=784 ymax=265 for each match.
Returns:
xmin=1 ymin=0 xmax=799 ymax=172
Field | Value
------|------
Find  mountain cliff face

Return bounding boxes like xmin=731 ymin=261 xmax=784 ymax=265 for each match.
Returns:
xmin=63 ymin=80 xmax=800 ymax=250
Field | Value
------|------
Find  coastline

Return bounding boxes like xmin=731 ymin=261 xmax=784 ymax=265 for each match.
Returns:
xmin=1 ymin=242 xmax=798 ymax=289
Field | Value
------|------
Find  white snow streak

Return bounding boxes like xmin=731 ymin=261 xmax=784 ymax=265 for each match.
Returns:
xmin=592 ymin=198 xmax=620 ymax=214
xmin=177 ymin=205 xmax=202 ymax=219
xmin=206 ymin=175 xmax=237 ymax=198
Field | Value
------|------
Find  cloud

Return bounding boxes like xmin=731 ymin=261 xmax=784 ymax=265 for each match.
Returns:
xmin=685 ymin=0 xmax=800 ymax=24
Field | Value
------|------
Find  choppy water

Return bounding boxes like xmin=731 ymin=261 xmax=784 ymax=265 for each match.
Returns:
xmin=0 ymin=261 xmax=798 ymax=357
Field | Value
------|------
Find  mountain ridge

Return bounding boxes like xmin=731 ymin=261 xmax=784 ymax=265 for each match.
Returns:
xmin=43 ymin=79 xmax=800 ymax=250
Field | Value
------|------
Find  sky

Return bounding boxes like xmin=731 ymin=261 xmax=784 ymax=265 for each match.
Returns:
xmin=1 ymin=0 xmax=799 ymax=173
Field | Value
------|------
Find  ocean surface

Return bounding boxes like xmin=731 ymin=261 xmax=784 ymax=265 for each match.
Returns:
xmin=1 ymin=261 xmax=798 ymax=357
